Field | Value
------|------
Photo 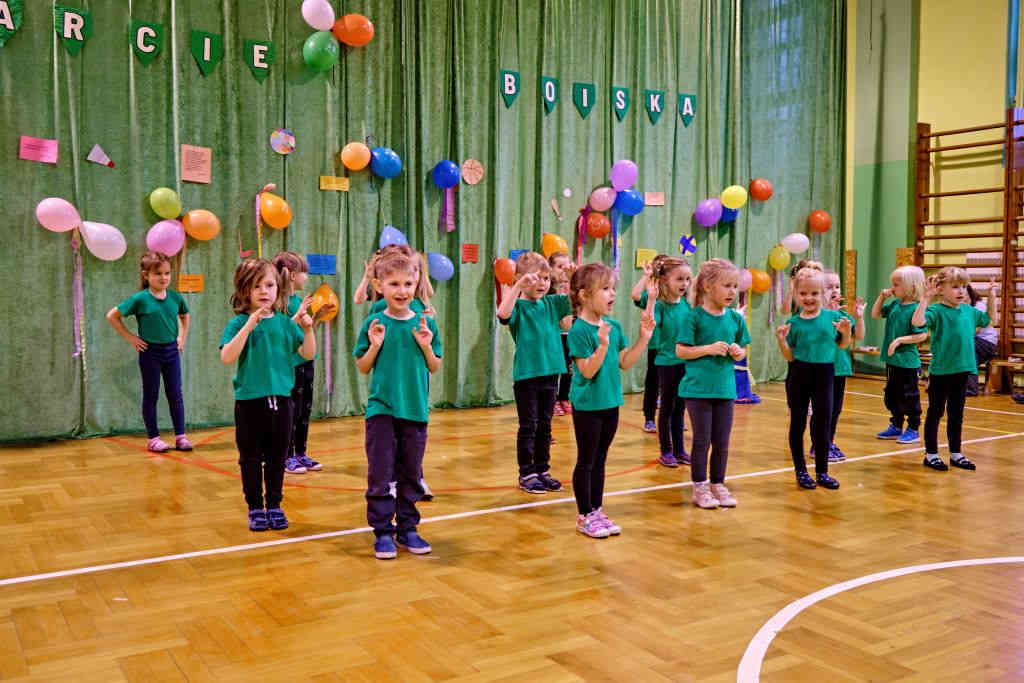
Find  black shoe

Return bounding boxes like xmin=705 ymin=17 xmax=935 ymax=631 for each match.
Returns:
xmin=796 ymin=470 xmax=817 ymax=489
xmin=950 ymin=456 xmax=976 ymax=470
xmin=815 ymin=473 xmax=840 ymax=489
xmin=537 ymin=471 xmax=563 ymax=491
xmin=923 ymin=456 xmax=949 ymax=471
xmin=518 ymin=474 xmax=547 ymax=494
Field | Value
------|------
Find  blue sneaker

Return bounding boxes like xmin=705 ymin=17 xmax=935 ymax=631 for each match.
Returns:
xmin=266 ymin=507 xmax=288 ymax=530
xmin=643 ymin=420 xmax=657 ymax=433
xmin=296 ymin=454 xmax=322 ymax=471
xmin=897 ymin=428 xmax=920 ymax=444
xmin=248 ymin=509 xmax=269 ymax=532
xmin=396 ymin=530 xmax=432 ymax=554
xmin=285 ymin=456 xmax=307 ymax=474
xmin=374 ymin=535 xmax=397 ymax=559
xmin=876 ymin=424 xmax=902 ymax=440
xmin=658 ymin=453 xmax=678 ymax=468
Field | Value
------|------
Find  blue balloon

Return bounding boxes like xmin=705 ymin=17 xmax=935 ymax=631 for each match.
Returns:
xmin=721 ymin=207 xmax=739 ymax=222
xmin=432 ymin=160 xmax=460 ymax=189
xmin=370 ymin=147 xmax=403 ymax=178
xmin=379 ymin=225 xmax=408 ymax=248
xmin=426 ymin=252 xmax=454 ymax=281
xmin=613 ymin=189 xmax=644 ymax=216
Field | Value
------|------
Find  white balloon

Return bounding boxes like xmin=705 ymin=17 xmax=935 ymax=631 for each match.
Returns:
xmin=301 ymin=0 xmax=336 ymax=31
xmin=81 ymin=221 xmax=127 ymax=261
xmin=562 ymin=187 xmax=572 ymax=198
xmin=781 ymin=232 xmax=810 ymax=254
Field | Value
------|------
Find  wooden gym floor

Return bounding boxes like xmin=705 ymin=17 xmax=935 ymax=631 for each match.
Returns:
xmin=1 ymin=378 xmax=1023 ymax=682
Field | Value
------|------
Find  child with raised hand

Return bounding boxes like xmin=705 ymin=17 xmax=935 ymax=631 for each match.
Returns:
xmin=650 ymin=256 xmax=692 ymax=468
xmin=776 ymin=267 xmax=852 ymax=490
xmin=912 ymin=267 xmax=990 ymax=471
xmin=569 ymin=263 xmax=655 ymax=538
xmin=106 ymin=251 xmax=192 ymax=453
xmin=353 ymin=251 xmax=442 ymax=559
xmin=548 ymin=251 xmax=575 ymax=416
xmin=631 ymin=256 xmax=665 ymax=433
xmin=965 ymin=279 xmax=999 ymax=397
xmin=497 ymin=252 xmax=571 ymax=494
xmin=220 ymin=259 xmax=315 ymax=532
xmin=677 ymin=258 xmax=749 ymax=508
xmin=871 ymin=265 xmax=928 ymax=443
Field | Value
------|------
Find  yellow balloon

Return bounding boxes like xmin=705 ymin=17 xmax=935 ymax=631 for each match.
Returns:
xmin=541 ymin=233 xmax=569 ymax=258
xmin=310 ymin=283 xmax=339 ymax=322
xmin=768 ymin=245 xmax=791 ymax=271
xmin=150 ymin=187 xmax=182 ymax=219
xmin=720 ymin=185 xmax=748 ymax=210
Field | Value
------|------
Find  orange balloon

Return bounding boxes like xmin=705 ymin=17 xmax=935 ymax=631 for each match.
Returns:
xmin=494 ymin=258 xmax=517 ymax=285
xmin=586 ymin=212 xmax=611 ymax=239
xmin=333 ymin=14 xmax=374 ymax=47
xmin=310 ymin=283 xmax=339 ymax=322
xmin=182 ymin=209 xmax=221 ymax=241
xmin=749 ymin=178 xmax=773 ymax=201
xmin=260 ymin=192 xmax=292 ymax=229
xmin=541 ymin=233 xmax=569 ymax=258
xmin=749 ymin=268 xmax=771 ymax=294
xmin=808 ymin=209 xmax=832 ymax=233
xmin=341 ymin=142 xmax=371 ymax=170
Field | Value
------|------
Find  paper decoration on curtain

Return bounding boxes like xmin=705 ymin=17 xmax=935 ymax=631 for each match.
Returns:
xmin=644 ymin=89 xmax=665 ymax=124
xmin=177 ymin=274 xmax=204 ymax=293
xmin=499 ymin=70 xmax=520 ymax=107
xmin=509 ymin=249 xmax=528 ymax=261
xmin=86 ymin=144 xmax=114 ymax=168
xmin=54 ymin=6 xmax=91 ymax=55
xmin=611 ymin=86 xmax=630 ymax=122
xmin=243 ymin=40 xmax=274 ymax=83
xmin=307 ymin=253 xmax=336 ymax=274
xmin=320 ymin=176 xmax=349 ymax=191
xmin=540 ymin=76 xmax=558 ymax=114
xmin=130 ymin=20 xmax=163 ymax=64
xmin=270 ymin=128 xmax=295 ymax=155
xmin=461 ymin=243 xmax=479 ymax=263
xmin=575 ymin=205 xmax=591 ymax=265
xmin=572 ymin=83 xmax=595 ymax=119
xmin=644 ymin=192 xmax=664 ymax=206
xmin=71 ymin=230 xmax=86 ymax=367
xmin=461 ymin=159 xmax=484 ymax=185
xmin=678 ymin=93 xmax=697 ymax=127
xmin=180 ymin=144 xmax=211 ymax=184
xmin=635 ymin=249 xmax=657 ymax=268
xmin=679 ymin=234 xmax=697 ymax=255
xmin=190 ymin=30 xmax=223 ymax=76
xmin=19 ymin=136 xmax=58 ymax=164
xmin=0 ymin=0 xmax=25 ymax=48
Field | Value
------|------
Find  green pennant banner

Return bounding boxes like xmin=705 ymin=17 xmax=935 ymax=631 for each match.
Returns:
xmin=499 ymin=69 xmax=520 ymax=108
xmin=130 ymin=20 xmax=164 ymax=65
xmin=243 ymin=39 xmax=274 ymax=83
xmin=540 ymin=76 xmax=558 ymax=114
xmin=572 ymin=82 xmax=595 ymax=120
xmin=0 ymin=0 xmax=25 ymax=48
xmin=679 ymin=93 xmax=697 ymax=127
xmin=611 ymin=86 xmax=630 ymax=122
xmin=190 ymin=30 xmax=223 ymax=76
xmin=644 ymin=89 xmax=665 ymax=124
xmin=54 ymin=6 xmax=91 ymax=55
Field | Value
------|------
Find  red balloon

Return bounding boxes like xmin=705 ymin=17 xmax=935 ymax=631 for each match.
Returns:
xmin=333 ymin=14 xmax=374 ymax=47
xmin=749 ymin=178 xmax=773 ymax=201
xmin=494 ymin=258 xmax=517 ymax=285
xmin=808 ymin=209 xmax=832 ymax=233
xmin=586 ymin=212 xmax=611 ymax=238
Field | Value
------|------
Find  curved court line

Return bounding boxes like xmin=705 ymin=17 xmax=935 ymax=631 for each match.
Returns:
xmin=736 ymin=556 xmax=1024 ymax=682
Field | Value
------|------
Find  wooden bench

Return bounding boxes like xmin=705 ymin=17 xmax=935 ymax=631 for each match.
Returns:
xmin=987 ymin=359 xmax=1024 ymax=393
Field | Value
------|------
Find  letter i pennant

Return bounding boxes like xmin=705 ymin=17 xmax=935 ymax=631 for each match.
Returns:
xmin=191 ymin=30 xmax=223 ymax=76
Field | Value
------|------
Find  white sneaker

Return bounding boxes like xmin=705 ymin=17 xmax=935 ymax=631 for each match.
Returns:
xmin=692 ymin=481 xmax=720 ymax=509
xmin=710 ymin=483 xmax=736 ymax=507
xmin=576 ymin=512 xmax=611 ymax=538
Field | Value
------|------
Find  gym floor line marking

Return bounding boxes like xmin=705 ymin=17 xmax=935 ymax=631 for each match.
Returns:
xmin=845 ymin=390 xmax=1024 ymax=417
xmin=2 ymin=432 xmax=1020 ymax=588
xmin=736 ymin=556 xmax=1024 ymax=682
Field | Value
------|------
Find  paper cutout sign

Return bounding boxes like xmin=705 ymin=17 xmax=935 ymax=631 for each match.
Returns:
xmin=611 ymin=86 xmax=630 ymax=122
xmin=87 ymin=144 xmax=114 ymax=168
xmin=679 ymin=93 xmax=697 ymax=127
xmin=19 ymin=136 xmax=58 ymax=164
xmin=270 ymin=128 xmax=295 ymax=155
xmin=181 ymin=144 xmax=212 ymax=184
xmin=635 ymin=248 xmax=657 ymax=268
xmin=307 ymin=254 xmax=336 ymax=275
xmin=461 ymin=243 xmax=479 ymax=263
xmin=130 ymin=20 xmax=163 ymax=64
xmin=509 ymin=249 xmax=528 ymax=262
xmin=644 ymin=89 xmax=665 ymax=125
xmin=572 ymin=82 xmax=595 ymax=119
xmin=679 ymin=234 xmax=697 ymax=255
xmin=177 ymin=274 xmax=204 ymax=293
xmin=319 ymin=176 xmax=350 ymax=191
xmin=540 ymin=76 xmax=559 ymax=114
xmin=0 ymin=0 xmax=25 ymax=48
xmin=190 ymin=30 xmax=223 ymax=76
xmin=243 ymin=39 xmax=274 ymax=83
xmin=461 ymin=159 xmax=484 ymax=185
xmin=644 ymin=192 xmax=664 ymax=206
xmin=54 ymin=6 xmax=91 ymax=55
xmin=499 ymin=70 xmax=520 ymax=108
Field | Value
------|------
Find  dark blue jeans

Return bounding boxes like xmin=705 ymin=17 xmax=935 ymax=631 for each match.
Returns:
xmin=365 ymin=415 xmax=427 ymax=537
xmin=513 ymin=374 xmax=558 ymax=476
xmin=138 ymin=342 xmax=185 ymax=438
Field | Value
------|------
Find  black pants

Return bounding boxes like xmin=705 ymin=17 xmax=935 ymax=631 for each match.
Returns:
xmin=809 ymin=375 xmax=847 ymax=443
xmin=925 ymin=372 xmax=969 ymax=454
xmin=571 ymin=407 xmax=619 ymax=515
xmin=290 ymin=360 xmax=315 ymax=457
xmin=686 ymin=398 xmax=734 ymax=483
xmin=235 ymin=396 xmax=294 ymax=510
xmin=884 ymin=365 xmax=921 ymax=430
xmin=786 ymin=361 xmax=834 ymax=473
xmin=512 ymin=374 xmax=558 ymax=476
xmin=656 ymin=364 xmax=687 ymax=456
xmin=642 ymin=349 xmax=658 ymax=421
xmin=365 ymin=415 xmax=427 ymax=536
xmin=138 ymin=342 xmax=186 ymax=438
xmin=966 ymin=338 xmax=997 ymax=395
xmin=557 ymin=334 xmax=571 ymax=402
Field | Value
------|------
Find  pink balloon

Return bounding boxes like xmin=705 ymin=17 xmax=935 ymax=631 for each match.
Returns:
xmin=588 ymin=187 xmax=617 ymax=212
xmin=80 ymin=221 xmax=127 ymax=261
xmin=146 ymin=219 xmax=185 ymax=256
xmin=738 ymin=268 xmax=753 ymax=293
xmin=609 ymin=159 xmax=638 ymax=191
xmin=35 ymin=197 xmax=81 ymax=232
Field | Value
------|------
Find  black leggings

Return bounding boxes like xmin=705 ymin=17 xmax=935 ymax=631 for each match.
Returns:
xmin=657 ymin=364 xmax=687 ymax=456
xmin=235 ymin=396 xmax=294 ymax=510
xmin=884 ymin=365 xmax=921 ymax=430
xmin=925 ymin=372 xmax=969 ymax=454
xmin=786 ymin=361 xmax=834 ymax=474
xmin=571 ymin=407 xmax=619 ymax=515
xmin=685 ymin=398 xmax=734 ymax=483
xmin=642 ymin=349 xmax=658 ymax=421
xmin=809 ymin=375 xmax=847 ymax=443
xmin=512 ymin=374 xmax=558 ymax=476
xmin=290 ymin=360 xmax=315 ymax=457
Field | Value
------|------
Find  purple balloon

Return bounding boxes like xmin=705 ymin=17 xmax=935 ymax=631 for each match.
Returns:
xmin=146 ymin=219 xmax=185 ymax=256
xmin=609 ymin=159 xmax=638 ymax=191
xmin=695 ymin=198 xmax=724 ymax=227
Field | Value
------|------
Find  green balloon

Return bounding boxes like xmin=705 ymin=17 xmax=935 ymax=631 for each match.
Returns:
xmin=303 ymin=31 xmax=339 ymax=72
xmin=150 ymin=187 xmax=182 ymax=219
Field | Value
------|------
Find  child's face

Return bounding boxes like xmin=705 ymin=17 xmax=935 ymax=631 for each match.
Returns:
xmin=707 ymin=273 xmax=739 ymax=308
xmin=249 ymin=271 xmax=279 ymax=312
xmin=891 ymin=274 xmax=906 ymax=299
xmin=550 ymin=256 xmax=571 ymax=279
xmin=938 ymin=280 xmax=967 ymax=305
xmin=824 ymin=274 xmax=841 ymax=308
xmin=374 ymin=268 xmax=418 ymax=312
xmin=145 ymin=263 xmax=172 ymax=292
xmin=583 ymin=278 xmax=616 ymax=316
xmin=292 ymin=271 xmax=309 ymax=291
xmin=796 ymin=279 xmax=823 ymax=313
xmin=665 ymin=266 xmax=692 ymax=298
xmin=521 ymin=268 xmax=552 ymax=300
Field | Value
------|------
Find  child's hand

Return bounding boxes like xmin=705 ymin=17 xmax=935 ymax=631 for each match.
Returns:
xmin=314 ymin=303 xmax=337 ymax=323
xmin=646 ymin=279 xmax=659 ymax=300
xmin=176 ymin=335 xmax=185 ymax=352
xmin=363 ymin=260 xmax=374 ymax=280
xmin=887 ymin=338 xmax=902 ymax=357
xmin=924 ymin=277 xmax=939 ymax=299
xmin=422 ymin=304 xmax=437 ymax=318
xmin=516 ymin=272 xmax=538 ymax=290
xmin=130 ymin=335 xmax=148 ymax=352
xmin=707 ymin=341 xmax=730 ymax=356
xmin=642 ymin=262 xmax=653 ymax=279
xmin=879 ymin=288 xmax=893 ymax=300
xmin=367 ymin=318 xmax=386 ymax=347
xmin=597 ymin=319 xmax=610 ymax=346
xmin=246 ymin=308 xmax=269 ymax=329
xmin=560 ymin=314 xmax=573 ymax=331
xmin=854 ymin=296 xmax=866 ymax=319
xmin=412 ymin=315 xmax=433 ymax=348
xmin=297 ymin=295 xmax=313 ymax=317
xmin=298 ymin=313 xmax=314 ymax=330
xmin=775 ymin=323 xmax=791 ymax=343
xmin=989 ymin=276 xmax=999 ymax=293
xmin=728 ymin=343 xmax=744 ymax=359
xmin=834 ymin=316 xmax=852 ymax=335
xmin=639 ymin=312 xmax=655 ymax=338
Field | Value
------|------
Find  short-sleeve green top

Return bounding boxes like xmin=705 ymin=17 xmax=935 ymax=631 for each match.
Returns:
xmin=833 ymin=309 xmax=856 ymax=377
xmin=882 ymin=299 xmax=926 ymax=368
xmin=654 ymin=298 xmax=691 ymax=367
xmin=924 ymin=303 xmax=990 ymax=375
xmin=567 ymin=317 xmax=628 ymax=411
xmin=116 ymin=289 xmax=189 ymax=344
xmin=677 ymin=306 xmax=751 ymax=399
xmin=785 ymin=309 xmax=843 ymax=364
xmin=635 ymin=290 xmax=659 ymax=348
xmin=220 ymin=313 xmax=305 ymax=400
xmin=499 ymin=294 xmax=571 ymax=381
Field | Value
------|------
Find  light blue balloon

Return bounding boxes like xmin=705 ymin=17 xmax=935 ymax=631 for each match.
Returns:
xmin=426 ymin=252 xmax=454 ymax=281
xmin=379 ymin=225 xmax=408 ymax=248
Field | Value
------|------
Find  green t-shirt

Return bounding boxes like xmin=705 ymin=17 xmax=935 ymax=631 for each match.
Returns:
xmin=635 ymin=290 xmax=659 ymax=348
xmin=287 ymin=294 xmax=318 ymax=365
xmin=220 ymin=313 xmax=305 ymax=400
xmin=353 ymin=311 xmax=443 ymax=423
xmin=567 ymin=317 xmax=628 ymax=411
xmin=677 ymin=307 xmax=750 ymax=399
xmin=116 ymin=289 xmax=189 ymax=344
xmin=654 ymin=298 xmax=691 ymax=366
xmin=370 ymin=297 xmax=426 ymax=315
xmin=882 ymin=299 xmax=926 ymax=368
xmin=833 ymin=309 xmax=856 ymax=377
xmin=785 ymin=309 xmax=843 ymax=364
xmin=924 ymin=302 xmax=990 ymax=375
xmin=499 ymin=294 xmax=571 ymax=381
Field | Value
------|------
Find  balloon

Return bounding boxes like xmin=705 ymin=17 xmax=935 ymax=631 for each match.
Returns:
xmin=370 ymin=147 xmax=402 ymax=178
xmin=781 ymin=232 xmax=810 ymax=254
xmin=695 ymin=198 xmax=723 ymax=227
xmin=749 ymin=268 xmax=771 ymax=294
xmin=586 ymin=212 xmax=611 ymax=238
xmin=35 ymin=197 xmax=80 ymax=232
xmin=149 ymin=187 xmax=181 ymax=219
xmin=721 ymin=185 xmax=748 ymax=209
xmin=302 ymin=31 xmax=339 ymax=72
xmin=341 ymin=142 xmax=371 ymax=171
xmin=738 ymin=268 xmax=753 ymax=293
xmin=80 ymin=221 xmax=127 ymax=261
xmin=426 ymin=252 xmax=454 ymax=281
xmin=768 ymin=245 xmax=791 ymax=271
xmin=333 ymin=13 xmax=374 ymax=47
xmin=146 ymin=219 xmax=185 ymax=256
xmin=310 ymin=283 xmax=339 ymax=322
xmin=379 ymin=225 xmax=408 ymax=248
xmin=182 ymin=210 xmax=220 ymax=241
xmin=720 ymin=207 xmax=739 ymax=223
xmin=750 ymin=178 xmax=773 ymax=201
xmin=809 ymin=210 xmax=832 ymax=233
xmin=260 ymin=192 xmax=292 ymax=229
xmin=301 ymin=0 xmax=335 ymax=31
xmin=609 ymin=159 xmax=638 ymax=191
xmin=541 ymin=233 xmax=569 ymax=258
xmin=494 ymin=258 xmax=517 ymax=285
xmin=588 ymin=187 xmax=617 ymax=212
xmin=613 ymin=189 xmax=644 ymax=216
xmin=431 ymin=160 xmax=460 ymax=189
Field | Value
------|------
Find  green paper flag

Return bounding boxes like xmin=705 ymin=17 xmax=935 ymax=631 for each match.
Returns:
xmin=679 ymin=93 xmax=697 ymax=127
xmin=611 ymin=86 xmax=630 ymax=122
xmin=644 ymin=89 xmax=665 ymax=125
xmin=499 ymin=70 xmax=520 ymax=108
xmin=130 ymin=21 xmax=164 ymax=65
xmin=572 ymin=82 xmax=595 ymax=120
xmin=0 ymin=0 xmax=25 ymax=48
xmin=540 ymin=76 xmax=558 ymax=114
xmin=243 ymin=39 xmax=274 ymax=83
xmin=54 ymin=6 xmax=91 ymax=55
xmin=190 ymin=30 xmax=223 ymax=76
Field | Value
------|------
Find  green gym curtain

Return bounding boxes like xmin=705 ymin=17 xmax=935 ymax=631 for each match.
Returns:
xmin=0 ymin=0 xmax=846 ymax=441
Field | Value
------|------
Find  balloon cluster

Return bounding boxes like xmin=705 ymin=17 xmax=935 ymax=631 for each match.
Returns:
xmin=144 ymin=187 xmax=223 ymax=256
xmin=694 ymin=178 xmax=775 ymax=228
xmin=300 ymin=0 xmax=374 ymax=73
xmin=339 ymin=141 xmax=402 ymax=179
xmin=36 ymin=197 xmax=127 ymax=261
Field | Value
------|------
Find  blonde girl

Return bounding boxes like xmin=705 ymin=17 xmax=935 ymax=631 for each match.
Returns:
xmin=650 ymin=256 xmax=692 ymax=468
xmin=547 ymin=251 xmax=575 ymax=415
xmin=630 ymin=254 xmax=667 ymax=432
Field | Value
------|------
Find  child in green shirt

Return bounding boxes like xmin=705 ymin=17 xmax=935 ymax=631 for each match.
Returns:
xmin=650 ymin=256 xmax=692 ymax=468
xmin=630 ymin=256 xmax=666 ymax=433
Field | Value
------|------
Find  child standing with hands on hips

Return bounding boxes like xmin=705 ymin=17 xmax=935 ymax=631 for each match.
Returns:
xmin=107 ymin=251 xmax=193 ymax=453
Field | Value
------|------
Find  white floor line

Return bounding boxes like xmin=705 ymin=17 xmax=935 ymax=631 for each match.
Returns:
xmin=736 ymin=556 xmax=1024 ymax=683
xmin=845 ymin=390 xmax=1024 ymax=417
xmin=1 ymin=432 xmax=1021 ymax=588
